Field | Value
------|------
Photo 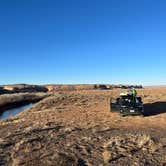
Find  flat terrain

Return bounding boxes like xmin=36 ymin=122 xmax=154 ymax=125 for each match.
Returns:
xmin=0 ymin=88 xmax=166 ymax=165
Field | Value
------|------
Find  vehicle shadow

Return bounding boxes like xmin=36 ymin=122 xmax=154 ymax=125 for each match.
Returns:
xmin=143 ymin=102 xmax=166 ymax=116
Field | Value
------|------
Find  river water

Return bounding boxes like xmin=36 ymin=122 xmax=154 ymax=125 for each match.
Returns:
xmin=0 ymin=103 xmax=33 ymax=120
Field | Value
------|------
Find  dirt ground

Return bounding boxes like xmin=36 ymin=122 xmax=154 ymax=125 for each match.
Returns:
xmin=0 ymin=88 xmax=166 ymax=166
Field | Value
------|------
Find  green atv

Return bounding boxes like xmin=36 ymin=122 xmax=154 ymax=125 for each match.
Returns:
xmin=110 ymin=94 xmax=144 ymax=116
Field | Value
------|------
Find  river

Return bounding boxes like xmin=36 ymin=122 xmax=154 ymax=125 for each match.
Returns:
xmin=0 ymin=103 xmax=33 ymax=119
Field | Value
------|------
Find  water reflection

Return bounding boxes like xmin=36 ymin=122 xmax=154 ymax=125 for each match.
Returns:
xmin=0 ymin=103 xmax=33 ymax=119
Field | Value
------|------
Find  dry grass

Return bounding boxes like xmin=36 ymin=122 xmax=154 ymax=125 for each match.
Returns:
xmin=0 ymin=88 xmax=166 ymax=165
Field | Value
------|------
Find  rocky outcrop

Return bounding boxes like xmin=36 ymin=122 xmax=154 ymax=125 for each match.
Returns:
xmin=46 ymin=84 xmax=96 ymax=92
xmin=0 ymin=84 xmax=143 ymax=94
xmin=94 ymin=84 xmax=112 ymax=90
xmin=0 ymin=84 xmax=48 ymax=95
xmin=46 ymin=84 xmax=112 ymax=92
xmin=0 ymin=87 xmax=12 ymax=95
xmin=45 ymin=84 xmax=143 ymax=92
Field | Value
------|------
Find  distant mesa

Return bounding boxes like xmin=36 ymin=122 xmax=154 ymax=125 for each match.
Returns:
xmin=0 ymin=84 xmax=143 ymax=94
xmin=45 ymin=84 xmax=143 ymax=92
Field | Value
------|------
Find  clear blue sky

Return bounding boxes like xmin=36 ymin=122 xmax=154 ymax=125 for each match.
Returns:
xmin=0 ymin=0 xmax=165 ymax=85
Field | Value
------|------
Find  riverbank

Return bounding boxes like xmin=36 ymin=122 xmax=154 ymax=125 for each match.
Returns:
xmin=0 ymin=103 xmax=34 ymax=119
xmin=0 ymin=92 xmax=49 ymax=114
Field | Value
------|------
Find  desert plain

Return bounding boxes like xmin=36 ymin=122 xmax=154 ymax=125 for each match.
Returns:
xmin=0 ymin=85 xmax=166 ymax=166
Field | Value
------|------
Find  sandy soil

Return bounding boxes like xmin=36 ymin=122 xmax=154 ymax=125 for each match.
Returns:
xmin=0 ymin=88 xmax=166 ymax=165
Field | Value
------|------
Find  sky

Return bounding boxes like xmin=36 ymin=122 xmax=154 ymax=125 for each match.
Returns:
xmin=0 ymin=0 xmax=165 ymax=85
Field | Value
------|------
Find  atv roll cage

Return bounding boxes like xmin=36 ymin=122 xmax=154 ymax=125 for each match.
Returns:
xmin=110 ymin=95 xmax=144 ymax=116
